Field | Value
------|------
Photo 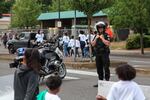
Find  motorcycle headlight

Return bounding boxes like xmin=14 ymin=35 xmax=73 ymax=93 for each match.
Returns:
xmin=54 ymin=61 xmax=60 ymax=66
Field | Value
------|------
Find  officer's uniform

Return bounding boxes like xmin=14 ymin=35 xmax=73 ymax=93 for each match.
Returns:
xmin=95 ymin=32 xmax=110 ymax=81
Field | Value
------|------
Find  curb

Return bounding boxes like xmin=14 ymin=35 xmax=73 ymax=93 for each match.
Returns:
xmin=64 ymin=60 xmax=127 ymax=69
xmin=0 ymin=54 xmax=15 ymax=61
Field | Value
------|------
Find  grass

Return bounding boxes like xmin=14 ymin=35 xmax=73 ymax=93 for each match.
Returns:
xmin=110 ymin=41 xmax=126 ymax=50
xmin=110 ymin=41 xmax=150 ymax=51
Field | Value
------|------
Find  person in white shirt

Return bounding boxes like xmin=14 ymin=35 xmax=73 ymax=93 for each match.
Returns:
xmin=78 ymin=30 xmax=86 ymax=57
xmin=87 ymin=30 xmax=96 ymax=43
xmin=37 ymin=76 xmax=62 ymax=100
xmin=62 ymin=32 xmax=70 ymax=57
xmin=96 ymin=64 xmax=145 ymax=100
xmin=35 ymin=30 xmax=44 ymax=43
xmin=68 ymin=36 xmax=75 ymax=56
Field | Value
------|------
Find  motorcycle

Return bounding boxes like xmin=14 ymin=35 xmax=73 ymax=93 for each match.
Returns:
xmin=38 ymin=42 xmax=66 ymax=79
xmin=9 ymin=41 xmax=67 ymax=80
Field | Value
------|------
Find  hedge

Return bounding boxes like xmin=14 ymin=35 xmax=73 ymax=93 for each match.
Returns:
xmin=126 ymin=34 xmax=150 ymax=49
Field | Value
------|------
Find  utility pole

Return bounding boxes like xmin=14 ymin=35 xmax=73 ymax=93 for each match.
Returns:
xmin=58 ymin=0 xmax=60 ymax=21
xmin=73 ymin=9 xmax=76 ymax=62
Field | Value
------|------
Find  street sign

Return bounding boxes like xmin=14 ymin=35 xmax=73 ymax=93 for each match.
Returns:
xmin=57 ymin=21 xmax=62 ymax=27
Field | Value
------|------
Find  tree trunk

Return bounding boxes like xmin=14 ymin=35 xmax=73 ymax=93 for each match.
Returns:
xmin=87 ymin=17 xmax=93 ymax=62
xmin=140 ymin=30 xmax=144 ymax=54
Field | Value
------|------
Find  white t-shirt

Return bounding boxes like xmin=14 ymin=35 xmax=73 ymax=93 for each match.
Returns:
xmin=63 ymin=36 xmax=70 ymax=43
xmin=79 ymin=34 xmax=86 ymax=42
xmin=87 ymin=34 xmax=95 ymax=42
xmin=35 ymin=33 xmax=44 ymax=43
xmin=45 ymin=92 xmax=61 ymax=100
xmin=107 ymin=80 xmax=145 ymax=100
xmin=75 ymin=40 xmax=80 ymax=48
xmin=68 ymin=39 xmax=74 ymax=47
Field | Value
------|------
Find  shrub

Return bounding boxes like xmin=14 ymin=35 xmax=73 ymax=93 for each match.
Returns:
xmin=126 ymin=34 xmax=150 ymax=49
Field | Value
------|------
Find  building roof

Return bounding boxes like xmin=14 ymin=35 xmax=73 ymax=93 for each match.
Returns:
xmin=37 ymin=10 xmax=107 ymax=21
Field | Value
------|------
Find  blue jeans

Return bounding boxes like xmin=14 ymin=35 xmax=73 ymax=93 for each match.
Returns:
xmin=80 ymin=41 xmax=85 ymax=57
xmin=83 ymin=47 xmax=89 ymax=57
xmin=63 ymin=43 xmax=68 ymax=57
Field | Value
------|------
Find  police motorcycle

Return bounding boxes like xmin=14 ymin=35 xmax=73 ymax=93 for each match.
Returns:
xmin=38 ymin=41 xmax=66 ymax=80
xmin=9 ymin=41 xmax=67 ymax=80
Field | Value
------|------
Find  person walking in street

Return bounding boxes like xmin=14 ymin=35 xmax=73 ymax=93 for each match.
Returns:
xmin=68 ymin=36 xmax=75 ymax=56
xmin=74 ymin=37 xmax=80 ymax=57
xmin=92 ymin=21 xmax=110 ymax=87
xmin=14 ymin=48 xmax=41 ymax=100
xmin=96 ymin=64 xmax=145 ymax=100
xmin=79 ymin=30 xmax=86 ymax=57
xmin=1 ymin=33 xmax=8 ymax=48
xmin=87 ymin=30 xmax=96 ymax=57
xmin=62 ymin=32 xmax=70 ymax=57
xmin=37 ymin=75 xmax=62 ymax=100
xmin=35 ymin=30 xmax=44 ymax=43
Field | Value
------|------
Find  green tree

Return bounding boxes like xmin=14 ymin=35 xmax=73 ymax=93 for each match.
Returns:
xmin=11 ymin=0 xmax=41 ymax=28
xmin=49 ymin=0 xmax=73 ymax=11
xmin=72 ymin=0 xmax=114 ymax=61
xmin=0 ymin=0 xmax=14 ymax=16
xmin=37 ymin=0 xmax=52 ymax=12
xmin=105 ymin=0 xmax=149 ymax=54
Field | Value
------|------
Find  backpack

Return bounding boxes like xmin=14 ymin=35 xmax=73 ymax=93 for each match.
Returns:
xmin=105 ymin=27 xmax=114 ymax=41
xmin=37 ymin=90 xmax=48 ymax=100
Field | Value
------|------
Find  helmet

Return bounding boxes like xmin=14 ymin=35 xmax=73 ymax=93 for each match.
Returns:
xmin=17 ymin=48 xmax=25 ymax=56
xmin=95 ymin=21 xmax=106 ymax=32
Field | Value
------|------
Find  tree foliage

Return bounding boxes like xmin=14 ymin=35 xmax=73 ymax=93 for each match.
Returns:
xmin=11 ymin=0 xmax=41 ymax=28
xmin=104 ymin=0 xmax=150 ymax=54
xmin=72 ymin=0 xmax=114 ymax=17
xmin=0 ymin=0 xmax=14 ymax=17
xmin=37 ymin=0 xmax=52 ymax=12
xmin=105 ymin=0 xmax=149 ymax=31
xmin=49 ymin=0 xmax=73 ymax=12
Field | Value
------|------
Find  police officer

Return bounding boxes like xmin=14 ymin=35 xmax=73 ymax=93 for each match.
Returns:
xmin=92 ymin=21 xmax=110 ymax=87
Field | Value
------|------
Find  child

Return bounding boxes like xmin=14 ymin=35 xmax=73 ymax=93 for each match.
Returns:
xmin=37 ymin=75 xmax=62 ymax=100
xmin=96 ymin=64 xmax=145 ymax=100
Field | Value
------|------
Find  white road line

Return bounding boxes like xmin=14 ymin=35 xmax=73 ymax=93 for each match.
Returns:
xmin=64 ymin=76 xmax=80 ymax=80
xmin=67 ymin=69 xmax=114 ymax=76
xmin=67 ymin=69 xmax=98 ymax=76
xmin=131 ymin=60 xmax=150 ymax=64
xmin=44 ymin=74 xmax=80 ymax=80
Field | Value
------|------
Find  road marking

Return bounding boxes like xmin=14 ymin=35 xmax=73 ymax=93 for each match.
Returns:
xmin=64 ymin=76 xmax=80 ymax=80
xmin=131 ymin=60 xmax=150 ymax=64
xmin=67 ymin=69 xmax=98 ymax=76
xmin=67 ymin=69 xmax=114 ymax=77
xmin=45 ymin=74 xmax=80 ymax=80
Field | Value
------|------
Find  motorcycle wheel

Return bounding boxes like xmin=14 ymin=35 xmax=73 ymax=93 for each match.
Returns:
xmin=8 ymin=45 xmax=15 ymax=54
xmin=58 ymin=63 xmax=66 ymax=79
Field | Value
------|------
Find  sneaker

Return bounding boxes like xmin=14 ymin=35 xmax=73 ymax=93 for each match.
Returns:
xmin=93 ymin=84 xmax=98 ymax=87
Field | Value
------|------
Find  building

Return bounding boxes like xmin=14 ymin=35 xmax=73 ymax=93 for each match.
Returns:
xmin=0 ymin=14 xmax=11 ymax=30
xmin=37 ymin=10 xmax=108 ymax=29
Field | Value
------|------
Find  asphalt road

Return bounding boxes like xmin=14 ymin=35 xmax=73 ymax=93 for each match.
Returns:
xmin=0 ymin=60 xmax=150 ymax=100
xmin=110 ymin=56 xmax=150 ymax=68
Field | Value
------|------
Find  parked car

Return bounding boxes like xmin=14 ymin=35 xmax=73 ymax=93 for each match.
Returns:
xmin=7 ymin=31 xmax=48 ymax=54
